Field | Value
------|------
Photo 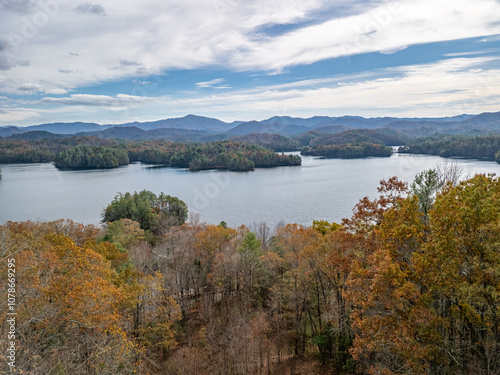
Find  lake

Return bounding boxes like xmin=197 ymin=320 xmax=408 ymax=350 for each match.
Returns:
xmin=2 ymin=153 xmax=500 ymax=228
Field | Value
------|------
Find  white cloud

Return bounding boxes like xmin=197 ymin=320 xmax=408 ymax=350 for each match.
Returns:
xmin=1 ymin=0 xmax=500 ymax=125
xmin=0 ymin=0 xmax=498 ymax=94
xmin=44 ymin=88 xmax=68 ymax=94
xmin=164 ymin=57 xmax=500 ymax=119
xmin=229 ymin=0 xmax=500 ymax=71
xmin=444 ymin=49 xmax=500 ymax=57
xmin=3 ymin=56 xmax=496 ymax=126
xmin=40 ymin=93 xmax=157 ymax=107
xmin=0 ymin=0 xmax=323 ymax=93
xmin=0 ymin=108 xmax=41 ymax=123
xmin=380 ymin=45 xmax=407 ymax=55
xmin=196 ymin=78 xmax=225 ymax=88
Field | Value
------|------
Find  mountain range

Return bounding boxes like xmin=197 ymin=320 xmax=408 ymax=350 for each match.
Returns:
xmin=2 ymin=112 xmax=500 ymax=141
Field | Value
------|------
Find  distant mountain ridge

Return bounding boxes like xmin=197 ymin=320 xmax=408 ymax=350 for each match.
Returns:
xmin=226 ymin=121 xmax=310 ymax=137
xmin=2 ymin=111 xmax=499 ymax=140
xmin=116 ymin=114 xmax=234 ymax=132
xmin=0 ymin=115 xmax=234 ymax=137
xmin=23 ymin=122 xmax=105 ymax=134
xmin=76 ymin=126 xmax=211 ymax=142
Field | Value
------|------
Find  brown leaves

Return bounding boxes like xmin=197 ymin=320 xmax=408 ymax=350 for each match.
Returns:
xmin=0 ymin=221 xmax=142 ymax=374
xmin=347 ymin=174 xmax=500 ymax=374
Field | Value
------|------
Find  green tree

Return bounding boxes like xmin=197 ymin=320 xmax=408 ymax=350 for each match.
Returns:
xmin=418 ymin=174 xmax=500 ymax=374
xmin=102 ymin=190 xmax=188 ymax=232
xmin=410 ymin=168 xmax=441 ymax=217
xmin=55 ymin=145 xmax=129 ymax=169
xmin=156 ymin=193 xmax=188 ymax=226
xmin=102 ymin=218 xmax=145 ymax=248
xmin=312 ymin=220 xmax=341 ymax=234
xmin=239 ymin=232 xmax=263 ymax=295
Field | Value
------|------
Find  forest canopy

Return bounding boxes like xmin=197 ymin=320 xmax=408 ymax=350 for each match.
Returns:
xmin=55 ymin=144 xmax=129 ymax=169
xmin=102 ymin=190 xmax=188 ymax=232
xmin=399 ymin=134 xmax=500 ymax=162
xmin=2 ymin=169 xmax=500 ymax=374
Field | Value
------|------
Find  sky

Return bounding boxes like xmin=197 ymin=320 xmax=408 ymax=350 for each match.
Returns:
xmin=1 ymin=0 xmax=500 ymax=127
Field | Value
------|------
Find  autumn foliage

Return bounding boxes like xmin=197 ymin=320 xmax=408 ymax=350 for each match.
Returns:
xmin=348 ymin=174 xmax=500 ymax=374
xmin=2 ymin=173 xmax=500 ymax=374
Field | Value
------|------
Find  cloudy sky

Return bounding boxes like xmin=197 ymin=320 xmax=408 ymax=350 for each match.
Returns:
xmin=1 ymin=0 xmax=500 ymax=126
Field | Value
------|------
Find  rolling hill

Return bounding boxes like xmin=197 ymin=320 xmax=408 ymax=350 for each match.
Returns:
xmin=3 ymin=111 xmax=499 ymax=143
xmin=226 ymin=121 xmax=309 ymax=136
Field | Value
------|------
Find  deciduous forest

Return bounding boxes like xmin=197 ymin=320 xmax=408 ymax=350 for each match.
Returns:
xmin=1 ymin=167 xmax=499 ymax=374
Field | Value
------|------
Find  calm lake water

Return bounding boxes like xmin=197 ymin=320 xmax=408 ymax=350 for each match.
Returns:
xmin=2 ymin=153 xmax=500 ymax=228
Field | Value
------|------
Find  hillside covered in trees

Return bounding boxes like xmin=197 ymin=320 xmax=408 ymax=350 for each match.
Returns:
xmin=302 ymin=142 xmax=392 ymax=159
xmin=2 ymin=168 xmax=499 ymax=374
xmin=0 ymin=137 xmax=301 ymax=172
xmin=399 ymin=134 xmax=500 ymax=163
xmin=229 ymin=133 xmax=300 ymax=151
xmin=307 ymin=128 xmax=407 ymax=147
xmin=8 ymin=116 xmax=500 ymax=168
xmin=0 ymin=136 xmax=119 ymax=163
xmin=3 ymin=111 xmax=500 ymax=140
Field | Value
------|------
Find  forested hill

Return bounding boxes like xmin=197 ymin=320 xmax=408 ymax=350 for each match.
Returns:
xmin=0 ymin=137 xmax=301 ymax=171
xmin=302 ymin=142 xmax=392 ymax=159
xmin=308 ymin=128 xmax=407 ymax=146
xmin=399 ymin=134 xmax=500 ymax=162
xmin=228 ymin=133 xmax=300 ymax=151
xmin=4 ymin=111 xmax=500 ymax=167
xmin=0 ymin=136 xmax=120 ymax=163
xmin=2 ymin=110 xmax=499 ymax=139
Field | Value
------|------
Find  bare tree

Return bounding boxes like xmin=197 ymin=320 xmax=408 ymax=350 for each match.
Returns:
xmin=188 ymin=212 xmax=204 ymax=228
xmin=434 ymin=160 xmax=471 ymax=187
xmin=251 ymin=221 xmax=272 ymax=249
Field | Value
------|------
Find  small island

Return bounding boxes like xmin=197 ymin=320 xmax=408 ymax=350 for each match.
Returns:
xmin=128 ymin=140 xmax=301 ymax=171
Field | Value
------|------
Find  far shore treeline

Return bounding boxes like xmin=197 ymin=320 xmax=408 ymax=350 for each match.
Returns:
xmin=0 ymin=137 xmax=301 ymax=171
xmin=4 ymin=130 xmax=500 ymax=172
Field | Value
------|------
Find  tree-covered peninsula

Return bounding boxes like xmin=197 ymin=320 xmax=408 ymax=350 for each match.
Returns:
xmin=399 ymin=134 xmax=500 ymax=163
